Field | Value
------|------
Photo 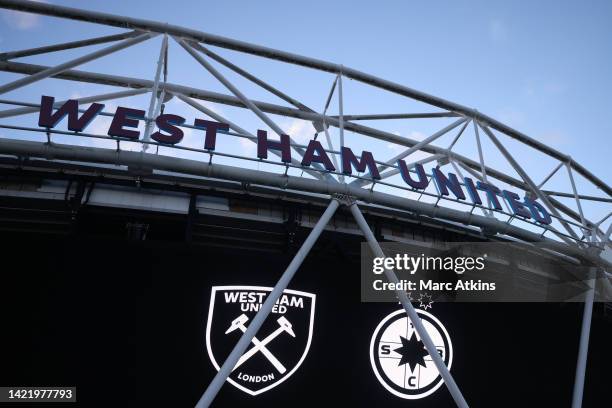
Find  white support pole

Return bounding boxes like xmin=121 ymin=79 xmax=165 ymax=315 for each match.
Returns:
xmin=195 ymin=198 xmax=340 ymax=408
xmin=151 ymin=89 xmax=166 ymax=154
xmin=337 ymin=73 xmax=345 ymax=183
xmin=448 ymin=119 xmax=471 ymax=150
xmin=0 ymin=31 xmax=155 ymax=95
xmin=538 ymin=161 xmax=564 ymax=189
xmin=337 ymin=72 xmax=345 ymax=154
xmin=470 ymin=122 xmax=507 ymax=216
xmin=595 ymin=212 xmax=611 ymax=244
xmin=0 ymin=30 xmax=140 ymax=61
xmin=322 ymin=120 xmax=340 ymax=174
xmin=142 ymin=35 xmax=168 ymax=151
xmin=349 ymin=203 xmax=469 ymax=408
xmin=323 ymin=76 xmax=338 ymax=114
xmin=323 ymin=76 xmax=340 ymax=181
xmin=473 ymin=119 xmax=489 ymax=183
xmin=566 ymin=162 xmax=588 ymax=231
xmin=592 ymin=213 xmax=612 ymax=243
xmin=571 ymin=268 xmax=596 ymax=408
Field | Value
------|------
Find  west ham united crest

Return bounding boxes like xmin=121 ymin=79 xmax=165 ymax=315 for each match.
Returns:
xmin=370 ymin=309 xmax=453 ymax=399
xmin=206 ymin=286 xmax=316 ymax=395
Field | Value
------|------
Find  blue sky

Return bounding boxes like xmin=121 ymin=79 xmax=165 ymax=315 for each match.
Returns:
xmin=0 ymin=0 xmax=610 ymax=237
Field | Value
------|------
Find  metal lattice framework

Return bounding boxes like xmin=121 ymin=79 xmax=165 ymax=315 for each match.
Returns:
xmin=0 ymin=1 xmax=610 ymax=407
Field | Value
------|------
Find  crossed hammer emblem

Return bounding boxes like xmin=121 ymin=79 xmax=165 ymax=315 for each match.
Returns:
xmin=225 ymin=313 xmax=295 ymax=374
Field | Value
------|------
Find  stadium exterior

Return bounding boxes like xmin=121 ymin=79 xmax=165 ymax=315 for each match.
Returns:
xmin=0 ymin=1 xmax=610 ymax=407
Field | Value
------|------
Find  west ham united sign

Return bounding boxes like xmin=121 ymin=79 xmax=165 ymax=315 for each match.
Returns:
xmin=33 ymin=95 xmax=554 ymax=226
xmin=370 ymin=309 xmax=453 ymax=399
xmin=205 ymin=286 xmax=316 ymax=395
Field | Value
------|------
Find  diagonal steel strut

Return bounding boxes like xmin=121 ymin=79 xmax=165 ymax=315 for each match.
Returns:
xmin=0 ymin=30 xmax=141 ymax=61
xmin=571 ymin=267 xmax=596 ymax=408
xmin=195 ymin=198 xmax=340 ymax=407
xmin=349 ymin=202 xmax=469 ymax=408
xmin=0 ymin=31 xmax=156 ymax=95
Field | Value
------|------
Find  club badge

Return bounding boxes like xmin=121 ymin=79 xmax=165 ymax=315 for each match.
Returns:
xmin=370 ymin=308 xmax=453 ymax=399
xmin=206 ymin=286 xmax=316 ymax=396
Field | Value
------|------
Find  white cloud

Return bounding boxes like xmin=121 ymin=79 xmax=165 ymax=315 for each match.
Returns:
xmin=2 ymin=0 xmax=46 ymax=30
xmin=283 ymin=118 xmax=315 ymax=144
